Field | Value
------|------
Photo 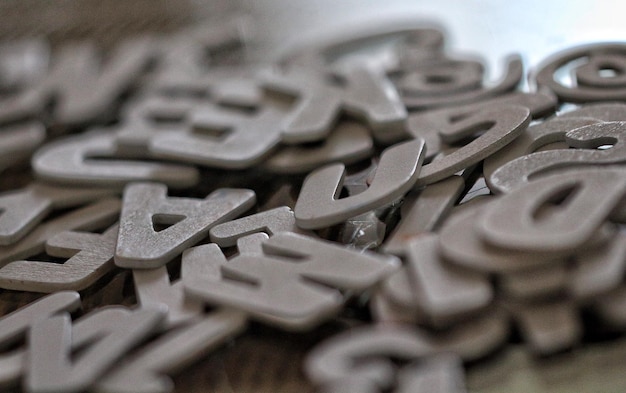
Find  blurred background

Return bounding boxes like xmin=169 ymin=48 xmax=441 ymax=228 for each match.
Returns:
xmin=1 ymin=0 xmax=623 ymax=68
xmin=247 ymin=0 xmax=623 ymax=67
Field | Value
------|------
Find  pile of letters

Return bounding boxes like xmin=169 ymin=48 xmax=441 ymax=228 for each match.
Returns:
xmin=0 ymin=19 xmax=625 ymax=393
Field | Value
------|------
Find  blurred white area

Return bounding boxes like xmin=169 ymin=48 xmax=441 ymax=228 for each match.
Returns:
xmin=243 ymin=0 xmax=625 ymax=71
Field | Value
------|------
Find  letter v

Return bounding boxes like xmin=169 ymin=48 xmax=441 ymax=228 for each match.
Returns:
xmin=26 ymin=307 xmax=164 ymax=393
